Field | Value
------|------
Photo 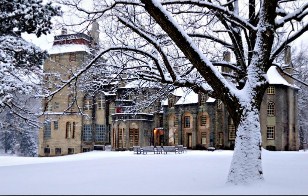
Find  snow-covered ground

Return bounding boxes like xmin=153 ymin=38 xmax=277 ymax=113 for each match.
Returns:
xmin=0 ymin=149 xmax=307 ymax=195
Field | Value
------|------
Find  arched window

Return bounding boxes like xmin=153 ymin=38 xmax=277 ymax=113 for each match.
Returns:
xmin=84 ymin=95 xmax=93 ymax=111
xmin=72 ymin=122 xmax=76 ymax=139
xmin=267 ymin=102 xmax=275 ymax=116
xmin=66 ymin=122 xmax=71 ymax=138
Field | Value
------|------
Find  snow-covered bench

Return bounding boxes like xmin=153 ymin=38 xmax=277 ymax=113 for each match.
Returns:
xmin=133 ymin=146 xmax=142 ymax=154
xmin=207 ymin=147 xmax=216 ymax=152
xmin=162 ymin=146 xmax=178 ymax=154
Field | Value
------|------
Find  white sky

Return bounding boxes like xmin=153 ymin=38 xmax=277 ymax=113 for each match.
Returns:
xmin=0 ymin=149 xmax=307 ymax=195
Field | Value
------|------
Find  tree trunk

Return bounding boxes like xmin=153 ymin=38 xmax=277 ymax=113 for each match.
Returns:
xmin=227 ymin=104 xmax=264 ymax=184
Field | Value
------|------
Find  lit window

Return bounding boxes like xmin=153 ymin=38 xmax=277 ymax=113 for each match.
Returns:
xmin=184 ymin=116 xmax=190 ymax=128
xmin=267 ymin=126 xmax=275 ymax=139
xmin=267 ymin=86 xmax=275 ymax=94
xmin=201 ymin=115 xmax=207 ymax=126
xmin=267 ymin=102 xmax=275 ymax=116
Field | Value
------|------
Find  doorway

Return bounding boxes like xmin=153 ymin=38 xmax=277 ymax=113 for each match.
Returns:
xmin=187 ymin=133 xmax=192 ymax=149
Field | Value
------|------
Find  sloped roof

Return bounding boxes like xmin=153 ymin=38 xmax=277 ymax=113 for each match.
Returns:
xmin=48 ymin=44 xmax=90 ymax=54
xmin=266 ymin=66 xmax=292 ymax=86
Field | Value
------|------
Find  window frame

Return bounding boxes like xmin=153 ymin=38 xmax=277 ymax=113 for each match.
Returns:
xmin=267 ymin=126 xmax=275 ymax=140
xmin=267 ymin=101 xmax=275 ymax=116
xmin=184 ymin=116 xmax=191 ymax=128
xmin=267 ymin=86 xmax=275 ymax=95
xmin=200 ymin=115 xmax=207 ymax=126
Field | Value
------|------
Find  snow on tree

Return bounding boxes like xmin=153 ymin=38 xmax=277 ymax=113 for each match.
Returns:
xmin=56 ymin=0 xmax=307 ymax=184
xmin=292 ymin=44 xmax=308 ymax=149
xmin=0 ymin=95 xmax=40 ymax=156
xmin=0 ymin=0 xmax=61 ymax=122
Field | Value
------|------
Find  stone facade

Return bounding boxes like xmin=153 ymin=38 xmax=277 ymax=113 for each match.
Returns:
xmin=39 ymin=30 xmax=299 ymax=156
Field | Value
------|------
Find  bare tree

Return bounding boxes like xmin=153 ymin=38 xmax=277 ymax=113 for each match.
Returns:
xmin=55 ymin=0 xmax=307 ymax=184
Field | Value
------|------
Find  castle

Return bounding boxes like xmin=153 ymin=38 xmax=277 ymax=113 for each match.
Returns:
xmin=38 ymin=25 xmax=299 ymax=156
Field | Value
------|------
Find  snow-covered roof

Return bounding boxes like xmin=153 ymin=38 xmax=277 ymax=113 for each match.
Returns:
xmin=175 ymin=90 xmax=198 ymax=105
xmin=206 ymin=97 xmax=216 ymax=103
xmin=266 ymin=66 xmax=292 ymax=86
xmin=161 ymin=98 xmax=168 ymax=106
xmin=172 ymin=88 xmax=185 ymax=96
xmin=122 ymin=80 xmax=161 ymax=89
xmin=48 ymin=44 xmax=90 ymax=55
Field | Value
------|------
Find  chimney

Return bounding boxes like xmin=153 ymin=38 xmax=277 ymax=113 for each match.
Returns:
xmin=90 ymin=20 xmax=100 ymax=46
xmin=61 ymin=28 xmax=67 ymax=35
xmin=223 ymin=51 xmax=231 ymax=62
xmin=284 ymin=45 xmax=292 ymax=66
xmin=222 ymin=51 xmax=231 ymax=73
xmin=283 ymin=45 xmax=294 ymax=84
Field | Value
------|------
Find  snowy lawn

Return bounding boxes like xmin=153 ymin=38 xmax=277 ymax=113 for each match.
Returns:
xmin=0 ymin=149 xmax=307 ymax=195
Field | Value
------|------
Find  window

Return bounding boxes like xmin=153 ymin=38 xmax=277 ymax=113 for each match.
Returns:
xmin=72 ymin=122 xmax=75 ymax=139
xmin=69 ymin=53 xmax=76 ymax=61
xmin=129 ymin=128 xmax=139 ymax=147
xmin=184 ymin=116 xmax=190 ymax=128
xmin=68 ymin=148 xmax=74 ymax=154
xmin=44 ymin=147 xmax=50 ymax=154
xmin=267 ymin=86 xmax=275 ymax=94
xmin=174 ymin=116 xmax=178 ymax=127
xmin=228 ymin=119 xmax=236 ymax=140
xmin=46 ymin=102 xmax=52 ymax=112
xmin=97 ymin=97 xmax=105 ymax=110
xmin=82 ymin=148 xmax=90 ymax=152
xmin=96 ymin=124 xmax=106 ymax=142
xmin=267 ymin=126 xmax=275 ymax=139
xmin=55 ymin=148 xmax=61 ymax=155
xmin=66 ymin=122 xmax=71 ymax=138
xmin=53 ymin=121 xmax=58 ymax=130
xmin=118 ymin=128 xmax=126 ymax=148
xmin=201 ymin=115 xmax=207 ymax=126
xmin=267 ymin=102 xmax=275 ymax=116
xmin=83 ymin=124 xmax=92 ymax=141
xmin=84 ymin=97 xmax=92 ymax=111
xmin=55 ymin=54 xmax=60 ymax=62
xmin=43 ymin=120 xmax=51 ymax=139
xmin=201 ymin=132 xmax=207 ymax=144
xmin=45 ymin=75 xmax=53 ymax=89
